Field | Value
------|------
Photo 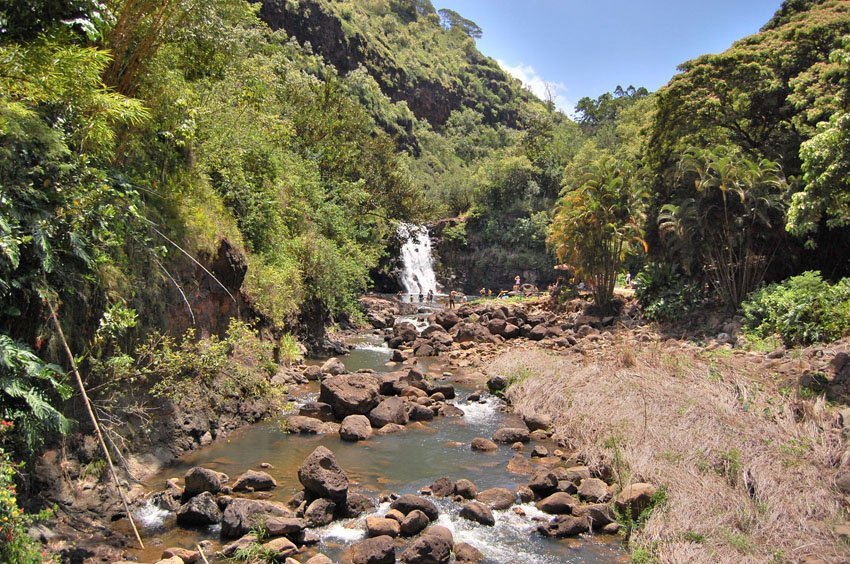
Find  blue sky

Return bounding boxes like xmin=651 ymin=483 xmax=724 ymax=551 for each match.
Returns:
xmin=435 ymin=0 xmax=783 ymax=113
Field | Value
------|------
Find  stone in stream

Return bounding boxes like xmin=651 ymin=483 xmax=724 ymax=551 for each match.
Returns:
xmin=287 ymin=415 xmax=325 ymax=434
xmin=537 ymin=514 xmax=590 ymax=538
xmin=385 ymin=508 xmax=405 ymax=522
xmin=515 ymin=485 xmax=535 ymax=503
xmin=394 ymin=321 xmax=419 ymax=343
xmin=297 ymin=446 xmax=349 ymax=502
xmin=182 ymin=467 xmax=221 ymax=498
xmin=175 ymin=492 xmax=221 ymax=526
xmin=232 ymin=470 xmax=277 ymax=492
xmin=340 ymin=535 xmax=395 ymax=564
xmin=574 ymin=503 xmax=616 ymax=530
xmin=530 ymin=429 xmax=550 ymax=441
xmin=475 ymin=487 xmax=515 ymax=510
xmin=492 ymin=427 xmax=530 ymax=444
xmin=470 ymin=437 xmax=498 ymax=452
xmin=368 ymin=396 xmax=409 ymax=427
xmin=528 ymin=469 xmax=558 ymax=495
xmin=439 ymin=404 xmax=464 ymax=417
xmin=400 ymin=509 xmax=430 ymax=536
xmin=408 ymin=404 xmax=435 ymax=422
xmin=531 ymin=445 xmax=549 ymax=458
xmin=366 ymin=516 xmax=400 ymax=538
xmin=454 ymin=479 xmax=478 ymax=499
xmin=320 ymin=373 xmax=381 ymax=418
xmin=220 ymin=498 xmax=293 ymax=539
xmin=305 ymin=555 xmax=333 ymax=564
xmin=379 ymin=371 xmax=409 ymax=395
xmin=577 ymin=478 xmax=611 ymax=502
xmin=299 ymin=401 xmax=335 ymax=422
xmin=304 ymin=498 xmax=336 ymax=527
xmin=522 ymin=413 xmax=552 ymax=432
xmin=506 ymin=454 xmax=535 ymax=475
xmin=320 ymin=357 xmax=347 ymax=376
xmin=375 ymin=423 xmax=406 ymax=434
xmin=615 ymin=483 xmax=658 ymax=519
xmin=400 ymin=528 xmax=453 ymax=564
xmin=459 ymin=501 xmax=495 ymax=526
xmin=429 ymin=477 xmax=454 ymax=497
xmin=536 ymin=492 xmax=578 ymax=515
xmin=390 ymin=494 xmax=439 ymax=521
xmin=264 ymin=517 xmax=306 ymax=537
xmin=340 ymin=415 xmax=373 ymax=441
xmin=161 ymin=548 xmax=198 ymax=563
xmin=434 ymin=309 xmax=460 ymax=330
xmin=340 ymin=492 xmax=376 ymax=518
xmin=262 ymin=537 xmax=298 ymax=559
xmin=454 ymin=542 xmax=485 ymax=563
xmin=486 ymin=375 xmax=508 ymax=394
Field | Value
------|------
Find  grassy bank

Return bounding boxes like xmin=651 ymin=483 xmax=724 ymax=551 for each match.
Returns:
xmin=491 ymin=334 xmax=849 ymax=562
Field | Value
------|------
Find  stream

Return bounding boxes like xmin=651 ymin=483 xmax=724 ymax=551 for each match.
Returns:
xmin=127 ymin=327 xmax=626 ymax=563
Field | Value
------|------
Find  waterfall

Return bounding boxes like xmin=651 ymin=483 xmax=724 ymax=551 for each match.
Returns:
xmin=398 ymin=223 xmax=439 ymax=296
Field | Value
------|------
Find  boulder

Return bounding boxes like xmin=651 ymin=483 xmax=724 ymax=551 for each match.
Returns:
xmin=366 ymin=517 xmax=400 ymax=538
xmin=577 ymin=503 xmax=616 ymax=529
xmin=219 ymin=533 xmax=257 ymax=557
xmin=471 ymin=437 xmax=498 ymax=452
xmin=528 ymin=469 xmax=558 ymax=495
xmin=175 ymin=492 xmax=221 ymax=526
xmin=232 ymin=470 xmax=277 ymax=493
xmin=379 ymin=371 xmax=409 ymax=395
xmin=297 ymin=446 xmax=349 ymax=502
xmin=161 ymin=548 xmax=198 ymax=563
xmin=262 ymin=537 xmax=298 ymax=559
xmin=390 ymin=494 xmax=439 ymax=521
xmin=455 ymin=322 xmax=495 ymax=344
xmin=264 ymin=517 xmax=306 ymax=538
xmin=341 ymin=535 xmax=395 ymax=564
xmin=454 ymin=479 xmax=478 ymax=499
xmin=531 ymin=445 xmax=549 ymax=458
xmin=409 ymin=404 xmax=435 ymax=421
xmin=492 ymin=428 xmax=530 ymax=444
xmin=459 ymin=501 xmax=495 ymax=526
xmin=536 ymin=492 xmax=577 ymax=515
xmin=341 ymin=492 xmax=376 ymax=518
xmin=400 ymin=509 xmax=430 ymax=536
xmin=393 ymin=321 xmax=419 ymax=343
xmin=522 ymin=413 xmax=551 ymax=432
xmin=182 ymin=467 xmax=221 ymax=498
xmin=303 ymin=365 xmax=323 ymax=381
xmin=423 ymin=524 xmax=454 ymax=546
xmin=434 ymin=310 xmax=460 ymax=331
xmin=614 ymin=483 xmax=658 ymax=519
xmin=515 ymin=485 xmax=535 ymax=503
xmin=537 ymin=515 xmax=590 ymax=538
xmin=368 ymin=397 xmax=409 ymax=427
xmin=376 ymin=423 xmax=407 ymax=434
xmin=577 ymin=478 xmax=610 ymax=502
xmin=299 ymin=402 xmax=335 ymax=422
xmin=221 ymin=499 xmax=292 ymax=539
xmin=487 ymin=318 xmax=507 ymax=336
xmin=305 ymin=556 xmax=333 ymax=564
xmin=502 ymin=324 xmax=520 ymax=339
xmin=486 ymin=375 xmax=508 ymax=394
xmin=439 ymin=404 xmax=464 ymax=417
xmin=399 ymin=532 xmax=452 ymax=564
xmin=454 ymin=543 xmax=484 ymax=563
xmin=562 ymin=466 xmax=592 ymax=484
xmin=429 ymin=477 xmax=454 ymax=497
xmin=320 ymin=357 xmax=346 ymax=376
xmin=304 ymin=498 xmax=336 ymax=527
xmin=476 ymin=487 xmax=515 ymax=510
xmin=340 ymin=415 xmax=373 ymax=442
xmin=287 ymin=415 xmax=325 ymax=434
xmin=528 ymin=324 xmax=549 ymax=341
xmin=320 ymin=374 xmax=381 ymax=417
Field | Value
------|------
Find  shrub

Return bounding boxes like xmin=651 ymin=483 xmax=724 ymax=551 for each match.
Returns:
xmin=634 ymin=263 xmax=704 ymax=321
xmin=742 ymin=271 xmax=850 ymax=346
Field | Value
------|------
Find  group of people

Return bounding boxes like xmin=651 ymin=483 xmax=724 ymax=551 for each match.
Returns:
xmin=397 ymin=289 xmax=435 ymax=303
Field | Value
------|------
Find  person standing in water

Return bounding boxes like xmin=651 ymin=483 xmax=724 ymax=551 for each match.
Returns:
xmin=426 ymin=289 xmax=433 ymax=303
xmin=448 ymin=291 xmax=455 ymax=309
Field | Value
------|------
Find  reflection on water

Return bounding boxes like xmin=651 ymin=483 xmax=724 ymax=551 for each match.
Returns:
xmin=130 ymin=340 xmax=626 ymax=563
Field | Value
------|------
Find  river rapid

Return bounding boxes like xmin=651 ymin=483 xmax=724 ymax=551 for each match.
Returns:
xmin=126 ymin=328 xmax=626 ymax=563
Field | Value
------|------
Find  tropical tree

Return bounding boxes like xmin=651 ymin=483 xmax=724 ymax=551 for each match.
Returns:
xmin=659 ymin=146 xmax=788 ymax=307
xmin=548 ymin=152 xmax=647 ymax=309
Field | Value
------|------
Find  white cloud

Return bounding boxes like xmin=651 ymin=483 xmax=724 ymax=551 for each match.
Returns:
xmin=496 ymin=59 xmax=573 ymax=115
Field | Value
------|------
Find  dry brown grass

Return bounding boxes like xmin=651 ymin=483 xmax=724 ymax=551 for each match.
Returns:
xmin=492 ymin=335 xmax=849 ymax=563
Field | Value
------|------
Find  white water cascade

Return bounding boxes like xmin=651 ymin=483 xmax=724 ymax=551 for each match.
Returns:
xmin=398 ymin=223 xmax=439 ymax=296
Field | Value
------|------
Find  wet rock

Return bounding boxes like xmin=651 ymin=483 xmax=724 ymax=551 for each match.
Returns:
xmin=536 ymin=492 xmax=577 ymax=515
xmin=182 ymin=467 xmax=221 ymax=498
xmin=287 ymin=415 xmax=325 ymax=434
xmin=321 ymin=357 xmax=347 ymax=376
xmin=390 ymin=494 xmax=439 ymax=521
xmin=399 ymin=531 xmax=452 ymax=564
xmin=341 ymin=535 xmax=395 ymax=564
xmin=471 ymin=437 xmax=498 ymax=452
xmin=320 ymin=373 xmax=381 ymax=417
xmin=366 ymin=517 xmax=400 ymax=538
xmin=262 ymin=537 xmax=298 ymax=559
xmin=556 ymin=481 xmax=578 ymax=495
xmin=529 ymin=430 xmax=550 ymax=441
xmin=506 ymin=454 xmax=534 ymax=475
xmin=264 ymin=517 xmax=306 ymax=537
xmin=615 ymin=483 xmax=658 ymax=519
xmin=401 ymin=386 xmax=427 ymax=399
xmin=576 ymin=503 xmax=616 ymax=529
xmin=297 ymin=446 xmax=349 ymax=502
xmin=439 ymin=404 xmax=464 ymax=417
xmin=400 ymin=509 xmax=430 ymax=536
xmin=232 ymin=470 xmax=277 ymax=492
xmin=368 ymin=396 xmax=409 ymax=427
xmin=385 ymin=509 xmax=405 ymax=523
xmin=492 ymin=428 xmax=530 ymax=444
xmin=341 ymin=492 xmax=376 ymax=518
xmin=459 ymin=501 xmax=495 ymax=526
xmin=375 ymin=423 xmax=406 ymax=434
xmin=394 ymin=321 xmax=419 ymax=343
xmin=528 ymin=469 xmax=558 ymax=495
xmin=321 ymin=421 xmax=341 ymax=434
xmin=340 ymin=415 xmax=373 ymax=442
xmin=379 ymin=371 xmax=408 ymax=395
xmin=454 ymin=542 xmax=484 ymax=563
xmin=537 ymin=515 xmax=590 ymax=537
xmin=176 ymin=491 xmax=221 ymax=526
xmin=221 ymin=499 xmax=292 ymax=539
xmin=510 ymin=441 xmax=524 ymax=451
xmin=409 ymin=404 xmax=435 ymax=421
xmin=531 ymin=445 xmax=549 ymax=458
xmin=429 ymin=477 xmax=454 ymax=497
xmin=304 ymin=498 xmax=336 ymax=527
xmin=577 ymin=478 xmax=610 ymax=502
xmin=476 ymin=487 xmax=515 ymax=510
xmin=161 ymin=548 xmax=198 ymax=563
xmin=454 ymin=479 xmax=478 ymax=499
xmin=522 ymin=413 xmax=552 ymax=432
xmin=515 ymin=485 xmax=535 ymax=503
xmin=299 ymin=402 xmax=335 ymax=422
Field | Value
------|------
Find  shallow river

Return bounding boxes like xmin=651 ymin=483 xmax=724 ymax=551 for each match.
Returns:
xmin=129 ymin=333 xmax=626 ymax=563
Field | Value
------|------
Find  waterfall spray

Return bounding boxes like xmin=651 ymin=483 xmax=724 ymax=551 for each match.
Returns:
xmin=398 ymin=223 xmax=439 ymax=296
